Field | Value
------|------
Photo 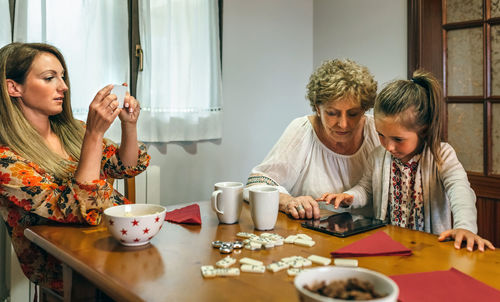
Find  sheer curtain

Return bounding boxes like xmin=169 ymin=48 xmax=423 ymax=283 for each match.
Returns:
xmin=13 ymin=0 xmax=129 ymax=141
xmin=0 ymin=0 xmax=10 ymax=47
xmin=137 ymin=0 xmax=223 ymax=142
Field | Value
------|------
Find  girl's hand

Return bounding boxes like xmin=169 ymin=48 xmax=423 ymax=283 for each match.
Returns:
xmin=281 ymin=195 xmax=320 ymax=220
xmin=438 ymin=228 xmax=496 ymax=252
xmin=85 ymin=85 xmax=120 ymax=136
xmin=316 ymin=193 xmax=354 ymax=209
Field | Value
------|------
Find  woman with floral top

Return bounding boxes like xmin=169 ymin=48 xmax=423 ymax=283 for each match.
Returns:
xmin=0 ymin=42 xmax=150 ymax=294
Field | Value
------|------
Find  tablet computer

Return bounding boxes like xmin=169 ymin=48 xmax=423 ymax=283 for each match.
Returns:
xmin=301 ymin=212 xmax=386 ymax=237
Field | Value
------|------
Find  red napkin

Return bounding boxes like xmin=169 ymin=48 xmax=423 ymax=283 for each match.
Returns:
xmin=390 ymin=268 xmax=500 ymax=302
xmin=330 ymin=230 xmax=412 ymax=257
xmin=164 ymin=204 xmax=201 ymax=225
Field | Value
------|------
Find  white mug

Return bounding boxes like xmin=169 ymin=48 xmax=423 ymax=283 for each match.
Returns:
xmin=211 ymin=182 xmax=243 ymax=224
xmin=249 ymin=186 xmax=279 ymax=230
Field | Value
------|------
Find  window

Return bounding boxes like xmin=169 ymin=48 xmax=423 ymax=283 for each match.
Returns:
xmin=10 ymin=0 xmax=222 ymax=142
xmin=0 ymin=0 xmax=9 ymax=46
xmin=136 ymin=0 xmax=222 ymax=142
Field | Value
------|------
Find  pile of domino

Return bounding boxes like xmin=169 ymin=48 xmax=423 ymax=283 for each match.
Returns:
xmin=201 ymin=231 xmax=357 ymax=278
xmin=201 ymin=254 xmax=332 ymax=278
xmin=236 ymin=232 xmax=316 ymax=250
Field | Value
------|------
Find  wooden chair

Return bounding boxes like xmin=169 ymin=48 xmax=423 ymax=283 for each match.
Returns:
xmin=39 ymin=177 xmax=135 ymax=302
xmin=124 ymin=177 xmax=136 ymax=203
xmin=107 ymin=177 xmax=136 ymax=203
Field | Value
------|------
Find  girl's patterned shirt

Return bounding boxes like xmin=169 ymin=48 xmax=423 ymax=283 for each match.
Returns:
xmin=0 ymin=135 xmax=150 ymax=294
xmin=388 ymin=154 xmax=424 ymax=231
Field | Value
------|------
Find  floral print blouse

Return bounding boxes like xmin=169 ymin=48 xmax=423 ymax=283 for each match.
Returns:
xmin=0 ymin=133 xmax=150 ymax=294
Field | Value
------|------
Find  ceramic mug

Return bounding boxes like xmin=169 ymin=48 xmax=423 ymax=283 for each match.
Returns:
xmin=249 ymin=186 xmax=279 ymax=230
xmin=211 ymin=182 xmax=243 ymax=224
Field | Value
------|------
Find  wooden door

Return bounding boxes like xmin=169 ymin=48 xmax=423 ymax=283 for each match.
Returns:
xmin=408 ymin=0 xmax=500 ymax=246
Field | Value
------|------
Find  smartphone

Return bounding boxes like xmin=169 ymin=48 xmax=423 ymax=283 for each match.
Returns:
xmin=111 ymin=85 xmax=127 ymax=108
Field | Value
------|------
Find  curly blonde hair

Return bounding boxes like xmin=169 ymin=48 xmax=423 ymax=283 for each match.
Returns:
xmin=306 ymin=59 xmax=377 ymax=112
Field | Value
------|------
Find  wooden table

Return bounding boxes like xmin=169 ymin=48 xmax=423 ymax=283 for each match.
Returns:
xmin=25 ymin=201 xmax=500 ymax=302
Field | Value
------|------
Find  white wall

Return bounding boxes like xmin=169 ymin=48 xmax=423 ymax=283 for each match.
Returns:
xmin=314 ymin=0 xmax=407 ymax=88
xmin=150 ymin=0 xmax=313 ymax=204
xmin=151 ymin=0 xmax=407 ymax=205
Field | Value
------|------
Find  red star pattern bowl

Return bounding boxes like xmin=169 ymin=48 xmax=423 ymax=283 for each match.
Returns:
xmin=104 ymin=204 xmax=167 ymax=246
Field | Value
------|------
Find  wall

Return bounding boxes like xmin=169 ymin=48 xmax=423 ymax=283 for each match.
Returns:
xmin=149 ymin=0 xmax=314 ymax=205
xmin=149 ymin=0 xmax=407 ymax=205
xmin=314 ymin=0 xmax=407 ymax=87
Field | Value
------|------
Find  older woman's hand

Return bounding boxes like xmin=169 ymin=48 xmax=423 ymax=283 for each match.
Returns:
xmin=280 ymin=194 xmax=320 ymax=220
xmin=438 ymin=228 xmax=495 ymax=252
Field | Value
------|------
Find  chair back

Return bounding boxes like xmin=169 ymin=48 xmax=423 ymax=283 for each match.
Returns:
xmin=107 ymin=177 xmax=136 ymax=203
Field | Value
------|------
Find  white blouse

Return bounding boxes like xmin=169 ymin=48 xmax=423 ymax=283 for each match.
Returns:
xmin=247 ymin=115 xmax=380 ymax=213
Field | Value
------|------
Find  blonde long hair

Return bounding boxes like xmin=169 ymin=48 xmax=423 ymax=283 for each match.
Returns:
xmin=0 ymin=42 xmax=84 ymax=179
xmin=374 ymin=69 xmax=443 ymax=165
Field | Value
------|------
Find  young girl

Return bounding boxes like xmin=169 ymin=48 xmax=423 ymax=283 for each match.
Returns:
xmin=318 ymin=70 xmax=495 ymax=252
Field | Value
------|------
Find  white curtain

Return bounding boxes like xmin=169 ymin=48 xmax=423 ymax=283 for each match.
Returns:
xmin=137 ymin=0 xmax=223 ymax=142
xmin=0 ymin=0 xmax=10 ymax=47
xmin=14 ymin=0 xmax=129 ymax=142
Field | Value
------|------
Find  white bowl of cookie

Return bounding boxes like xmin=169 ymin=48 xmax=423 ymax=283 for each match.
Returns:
xmin=294 ymin=266 xmax=398 ymax=302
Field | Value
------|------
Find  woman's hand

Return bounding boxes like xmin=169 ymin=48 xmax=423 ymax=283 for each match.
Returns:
xmin=438 ymin=228 xmax=495 ymax=252
xmin=119 ymin=92 xmax=141 ymax=124
xmin=85 ymin=85 xmax=121 ymax=136
xmin=317 ymin=193 xmax=354 ymax=209
xmin=77 ymin=85 xmax=121 ymax=182
xmin=280 ymin=194 xmax=320 ymax=220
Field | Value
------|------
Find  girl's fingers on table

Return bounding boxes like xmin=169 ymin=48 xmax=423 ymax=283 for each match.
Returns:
xmin=476 ymin=239 xmax=485 ymax=252
xmin=466 ymin=236 xmax=475 ymax=252
xmin=454 ymin=232 xmax=464 ymax=249
xmin=485 ymin=239 xmax=496 ymax=250
xmin=438 ymin=230 xmax=452 ymax=241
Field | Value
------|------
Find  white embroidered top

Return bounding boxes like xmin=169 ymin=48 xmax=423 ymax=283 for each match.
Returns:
xmin=388 ymin=154 xmax=424 ymax=231
xmin=247 ymin=115 xmax=379 ymax=214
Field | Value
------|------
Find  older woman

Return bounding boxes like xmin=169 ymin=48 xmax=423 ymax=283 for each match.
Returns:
xmin=246 ymin=59 xmax=378 ymax=219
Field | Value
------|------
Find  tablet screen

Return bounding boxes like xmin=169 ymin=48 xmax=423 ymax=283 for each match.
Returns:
xmin=301 ymin=212 xmax=386 ymax=237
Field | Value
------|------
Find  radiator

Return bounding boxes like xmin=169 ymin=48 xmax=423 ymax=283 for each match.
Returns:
xmin=114 ymin=164 xmax=161 ymax=204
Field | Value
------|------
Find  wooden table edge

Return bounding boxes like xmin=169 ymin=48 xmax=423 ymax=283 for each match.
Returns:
xmin=24 ymin=227 xmax=143 ymax=302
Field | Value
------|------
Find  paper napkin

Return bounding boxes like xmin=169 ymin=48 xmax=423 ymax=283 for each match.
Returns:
xmin=390 ymin=268 xmax=500 ymax=302
xmin=165 ymin=203 xmax=202 ymax=225
xmin=330 ymin=230 xmax=412 ymax=257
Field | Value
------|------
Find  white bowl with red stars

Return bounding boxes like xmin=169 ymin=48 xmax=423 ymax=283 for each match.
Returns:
xmin=104 ymin=204 xmax=167 ymax=246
